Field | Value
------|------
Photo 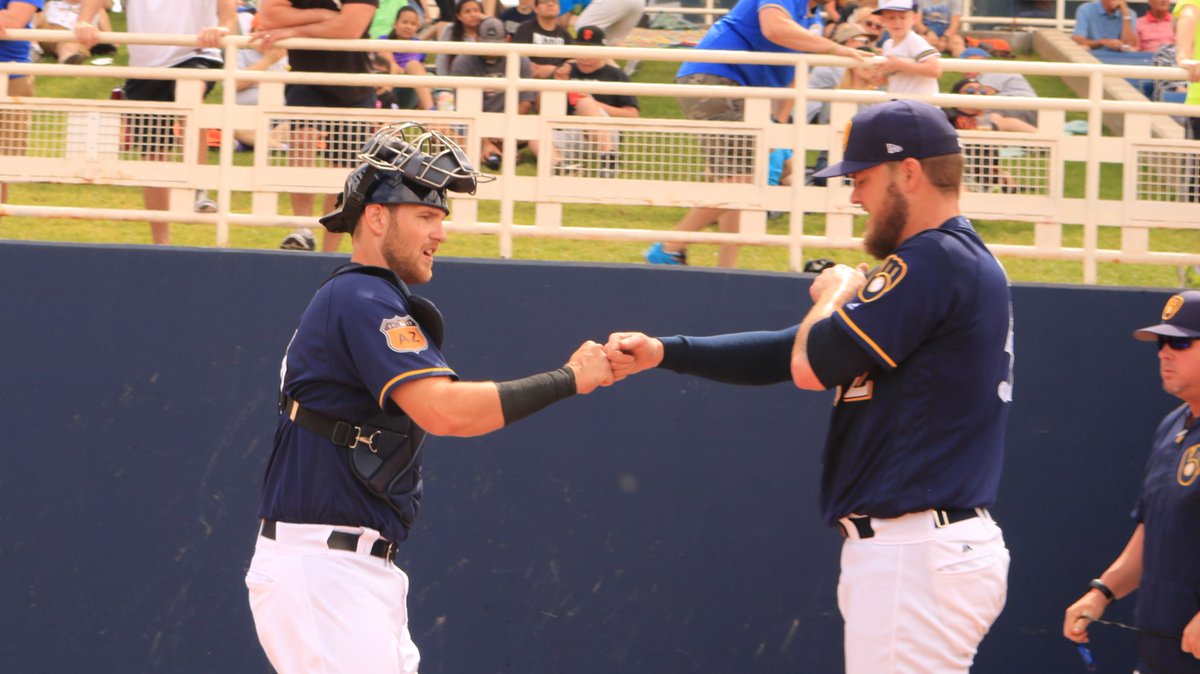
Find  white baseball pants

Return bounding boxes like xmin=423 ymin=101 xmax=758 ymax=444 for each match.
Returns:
xmin=837 ymin=511 xmax=1009 ymax=674
xmin=246 ymin=521 xmax=421 ymax=674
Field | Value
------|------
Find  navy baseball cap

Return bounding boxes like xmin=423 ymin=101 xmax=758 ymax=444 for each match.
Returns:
xmin=1134 ymin=291 xmax=1200 ymax=341
xmin=812 ymin=100 xmax=962 ymax=178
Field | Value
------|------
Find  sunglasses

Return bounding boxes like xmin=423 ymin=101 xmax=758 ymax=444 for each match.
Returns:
xmin=960 ymin=85 xmax=990 ymax=95
xmin=864 ymin=20 xmax=882 ymax=29
xmin=1159 ymin=336 xmax=1195 ymax=351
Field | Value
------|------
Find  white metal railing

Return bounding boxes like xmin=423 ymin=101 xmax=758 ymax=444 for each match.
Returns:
xmin=0 ymin=28 xmax=1198 ymax=283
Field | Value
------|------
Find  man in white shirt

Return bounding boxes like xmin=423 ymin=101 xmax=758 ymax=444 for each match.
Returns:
xmin=76 ymin=0 xmax=237 ymax=244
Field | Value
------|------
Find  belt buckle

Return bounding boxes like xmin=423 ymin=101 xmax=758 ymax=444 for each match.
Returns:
xmin=933 ymin=509 xmax=952 ymax=528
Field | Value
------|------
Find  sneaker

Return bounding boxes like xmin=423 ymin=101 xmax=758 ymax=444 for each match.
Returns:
xmin=280 ymin=228 xmax=316 ymax=251
xmin=598 ymin=152 xmax=617 ymax=179
xmin=644 ymin=242 xmax=687 ymax=265
xmin=484 ymin=153 xmax=501 ymax=171
xmin=63 ymin=53 xmax=85 ymax=65
xmin=194 ymin=190 xmax=217 ymax=214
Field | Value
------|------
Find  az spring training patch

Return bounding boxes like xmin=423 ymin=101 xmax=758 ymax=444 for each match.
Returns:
xmin=379 ymin=315 xmax=429 ymax=353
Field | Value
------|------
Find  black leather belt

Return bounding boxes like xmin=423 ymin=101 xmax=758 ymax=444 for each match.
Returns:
xmin=841 ymin=508 xmax=986 ymax=539
xmin=260 ymin=519 xmax=398 ymax=565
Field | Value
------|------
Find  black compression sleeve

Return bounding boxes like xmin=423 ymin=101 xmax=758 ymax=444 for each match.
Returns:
xmin=807 ymin=317 xmax=877 ymax=388
xmin=496 ymin=367 xmax=577 ymax=426
xmin=656 ymin=328 xmax=796 ymax=385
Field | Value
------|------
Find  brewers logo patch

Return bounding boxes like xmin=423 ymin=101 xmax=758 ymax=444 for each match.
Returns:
xmin=1163 ymin=294 xmax=1185 ymax=321
xmin=858 ymin=255 xmax=907 ymax=303
xmin=380 ymin=315 xmax=429 ymax=353
xmin=1178 ymin=444 xmax=1200 ymax=487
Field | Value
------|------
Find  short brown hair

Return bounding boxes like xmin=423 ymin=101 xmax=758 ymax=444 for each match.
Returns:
xmin=919 ymin=153 xmax=963 ymax=195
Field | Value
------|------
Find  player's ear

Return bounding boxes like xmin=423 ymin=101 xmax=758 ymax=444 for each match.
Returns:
xmin=898 ymin=157 xmax=923 ymax=190
xmin=363 ymin=203 xmax=388 ymax=236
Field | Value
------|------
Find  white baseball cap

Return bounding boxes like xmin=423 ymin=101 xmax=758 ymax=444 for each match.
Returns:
xmin=873 ymin=0 xmax=916 ymax=12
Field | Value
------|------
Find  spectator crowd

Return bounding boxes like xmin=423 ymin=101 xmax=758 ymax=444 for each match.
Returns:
xmin=1 ymin=0 xmax=1198 ymax=253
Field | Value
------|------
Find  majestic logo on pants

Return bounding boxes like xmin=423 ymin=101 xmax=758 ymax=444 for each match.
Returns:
xmin=380 ymin=315 xmax=429 ymax=353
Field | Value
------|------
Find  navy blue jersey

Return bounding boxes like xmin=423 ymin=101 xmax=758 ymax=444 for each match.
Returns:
xmin=821 ymin=216 xmax=1013 ymax=524
xmin=259 ymin=264 xmax=456 ymax=542
xmin=1132 ymin=404 xmax=1200 ymax=674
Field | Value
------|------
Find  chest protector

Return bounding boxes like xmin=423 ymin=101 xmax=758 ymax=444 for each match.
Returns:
xmin=284 ymin=264 xmax=446 ymax=533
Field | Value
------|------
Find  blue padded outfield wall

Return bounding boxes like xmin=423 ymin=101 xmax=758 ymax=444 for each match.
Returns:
xmin=0 ymin=240 xmax=1174 ymax=673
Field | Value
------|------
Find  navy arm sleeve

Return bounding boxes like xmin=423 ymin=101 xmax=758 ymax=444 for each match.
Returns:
xmin=806 ymin=316 xmax=877 ymax=389
xmin=656 ymin=327 xmax=796 ymax=385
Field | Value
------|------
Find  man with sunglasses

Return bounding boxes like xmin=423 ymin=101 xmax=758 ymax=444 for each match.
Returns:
xmin=245 ymin=123 xmax=614 ymax=672
xmin=1064 ymin=291 xmax=1200 ymax=673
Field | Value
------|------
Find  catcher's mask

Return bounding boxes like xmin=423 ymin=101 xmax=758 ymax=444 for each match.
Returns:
xmin=319 ymin=122 xmax=491 ymax=234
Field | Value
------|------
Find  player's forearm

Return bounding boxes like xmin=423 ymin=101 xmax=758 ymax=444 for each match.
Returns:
xmin=791 ymin=271 xmax=862 ymax=389
xmin=1095 ymin=523 xmax=1144 ymax=600
xmin=658 ymin=329 xmax=796 ymax=385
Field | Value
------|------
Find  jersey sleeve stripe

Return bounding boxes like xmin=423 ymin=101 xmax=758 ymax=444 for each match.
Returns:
xmin=836 ymin=307 xmax=898 ymax=368
xmin=914 ymin=48 xmax=941 ymax=61
xmin=378 ymin=367 xmax=457 ymax=408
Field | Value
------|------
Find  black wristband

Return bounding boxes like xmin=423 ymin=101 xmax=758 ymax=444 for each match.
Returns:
xmin=1089 ymin=578 xmax=1116 ymax=604
xmin=496 ymin=367 xmax=577 ymax=426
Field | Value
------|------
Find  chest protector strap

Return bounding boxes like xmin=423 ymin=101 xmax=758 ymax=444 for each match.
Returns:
xmin=282 ymin=263 xmax=446 ymax=531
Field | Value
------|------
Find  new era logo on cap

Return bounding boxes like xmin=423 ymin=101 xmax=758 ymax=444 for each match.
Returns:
xmin=812 ymin=100 xmax=962 ymax=178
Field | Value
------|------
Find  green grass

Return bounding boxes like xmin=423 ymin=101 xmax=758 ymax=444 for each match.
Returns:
xmin=3 ymin=41 xmax=1197 ymax=289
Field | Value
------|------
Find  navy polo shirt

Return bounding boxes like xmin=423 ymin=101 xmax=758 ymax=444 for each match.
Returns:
xmin=258 ymin=264 xmax=456 ymax=543
xmin=1133 ymin=404 xmax=1200 ymax=674
xmin=821 ymin=216 xmax=1014 ymax=525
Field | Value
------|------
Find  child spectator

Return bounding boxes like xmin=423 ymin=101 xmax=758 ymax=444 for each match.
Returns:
xmin=513 ymin=0 xmax=572 ymax=79
xmin=379 ymin=5 xmax=434 ymax=109
xmin=449 ymin=17 xmax=536 ymax=168
xmin=500 ymin=0 xmax=536 ymax=36
xmin=1137 ymin=0 xmax=1175 ymax=52
xmin=875 ymin=0 xmax=942 ymax=96
xmin=436 ymin=0 xmax=485 ymax=76
xmin=553 ymin=25 xmax=638 ymax=176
